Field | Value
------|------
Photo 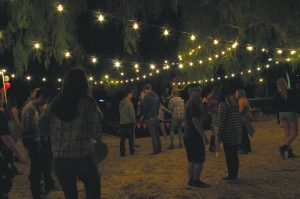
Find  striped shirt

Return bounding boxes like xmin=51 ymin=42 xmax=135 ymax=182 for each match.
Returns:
xmin=38 ymin=97 xmax=103 ymax=158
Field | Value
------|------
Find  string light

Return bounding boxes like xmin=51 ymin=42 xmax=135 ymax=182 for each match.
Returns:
xmin=208 ymin=57 xmax=212 ymax=61
xmin=135 ymin=69 xmax=139 ymax=73
xmin=190 ymin=34 xmax=196 ymax=41
xmin=178 ymin=63 xmax=184 ymax=69
xmin=277 ymin=49 xmax=283 ymax=54
xmin=97 ymin=14 xmax=105 ymax=22
xmin=266 ymin=64 xmax=270 ymax=68
xmin=198 ymin=45 xmax=202 ymax=49
xmin=134 ymin=64 xmax=139 ymax=69
xmin=11 ymin=74 xmax=15 ymax=78
xmin=261 ymin=48 xmax=266 ymax=52
xmin=64 ymin=51 xmax=71 ymax=58
xmin=286 ymin=58 xmax=291 ymax=62
xmin=57 ymin=78 xmax=62 ymax=82
xmin=232 ymin=42 xmax=238 ymax=48
xmin=26 ymin=76 xmax=31 ymax=81
xmin=57 ymin=4 xmax=64 ymax=12
xmin=91 ymin=57 xmax=97 ymax=64
xmin=104 ymin=75 xmax=109 ymax=79
xmin=42 ymin=77 xmax=46 ymax=82
xmin=189 ymin=62 xmax=194 ymax=66
xmin=213 ymin=39 xmax=219 ymax=45
xmin=215 ymin=54 xmax=219 ymax=58
xmin=120 ymin=72 xmax=124 ymax=76
xmin=221 ymin=51 xmax=225 ymax=55
xmin=114 ymin=61 xmax=121 ymax=68
xmin=259 ymin=78 xmax=264 ymax=83
xmin=257 ymin=67 xmax=261 ymax=71
xmin=246 ymin=45 xmax=254 ymax=51
xmin=89 ymin=77 xmax=94 ymax=81
xmin=132 ymin=22 xmax=139 ymax=30
xmin=33 ymin=42 xmax=41 ymax=49
xmin=199 ymin=60 xmax=203 ymax=64
xmin=290 ymin=50 xmax=296 ymax=55
xmin=163 ymin=29 xmax=169 ymax=36
xmin=150 ymin=64 xmax=156 ymax=70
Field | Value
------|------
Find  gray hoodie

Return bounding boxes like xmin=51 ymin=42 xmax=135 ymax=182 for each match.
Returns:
xmin=119 ymin=98 xmax=136 ymax=125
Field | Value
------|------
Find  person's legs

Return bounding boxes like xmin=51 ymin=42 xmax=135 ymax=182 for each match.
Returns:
xmin=155 ymin=121 xmax=162 ymax=152
xmin=40 ymin=139 xmax=56 ymax=191
xmin=77 ymin=155 xmax=101 ymax=199
xmin=177 ymin=119 xmax=183 ymax=147
xmin=128 ymin=125 xmax=135 ymax=154
xmin=223 ymin=143 xmax=238 ymax=179
xmin=279 ymin=120 xmax=290 ymax=159
xmin=286 ymin=121 xmax=298 ymax=145
xmin=213 ymin=126 xmax=220 ymax=153
xmin=192 ymin=163 xmax=203 ymax=181
xmin=147 ymin=121 xmax=159 ymax=153
xmin=159 ymin=122 xmax=168 ymax=144
xmin=23 ymin=138 xmax=42 ymax=199
xmin=54 ymin=158 xmax=78 ymax=199
xmin=169 ymin=118 xmax=176 ymax=148
xmin=241 ymin=126 xmax=251 ymax=153
xmin=119 ymin=125 xmax=126 ymax=156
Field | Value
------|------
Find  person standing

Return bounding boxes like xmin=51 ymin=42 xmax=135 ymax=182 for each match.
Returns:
xmin=0 ymin=91 xmax=25 ymax=199
xmin=21 ymin=89 xmax=57 ymax=199
xmin=168 ymin=89 xmax=185 ymax=149
xmin=236 ymin=89 xmax=254 ymax=154
xmin=184 ymin=85 xmax=209 ymax=189
xmin=38 ymin=68 xmax=103 ymax=199
xmin=142 ymin=84 xmax=161 ymax=154
xmin=218 ymin=87 xmax=243 ymax=181
xmin=275 ymin=78 xmax=298 ymax=159
xmin=119 ymin=89 xmax=136 ymax=157
xmin=207 ymin=87 xmax=221 ymax=157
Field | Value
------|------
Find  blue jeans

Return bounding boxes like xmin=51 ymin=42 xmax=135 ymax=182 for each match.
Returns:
xmin=146 ymin=119 xmax=162 ymax=153
xmin=169 ymin=118 xmax=183 ymax=146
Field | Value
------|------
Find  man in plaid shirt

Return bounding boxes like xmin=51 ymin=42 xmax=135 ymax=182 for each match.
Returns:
xmin=168 ymin=89 xmax=185 ymax=149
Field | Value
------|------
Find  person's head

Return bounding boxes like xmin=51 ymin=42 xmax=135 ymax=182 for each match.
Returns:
xmin=33 ymin=88 xmax=49 ymax=107
xmin=143 ymin=84 xmax=152 ymax=94
xmin=235 ymin=89 xmax=247 ymax=99
xmin=277 ymin=78 xmax=288 ymax=93
xmin=188 ymin=85 xmax=202 ymax=100
xmin=30 ymin=88 xmax=40 ymax=100
xmin=123 ymin=89 xmax=133 ymax=100
xmin=219 ymin=86 xmax=230 ymax=102
xmin=62 ymin=68 xmax=90 ymax=98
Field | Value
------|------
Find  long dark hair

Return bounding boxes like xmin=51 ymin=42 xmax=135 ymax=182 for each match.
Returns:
xmin=51 ymin=68 xmax=90 ymax=121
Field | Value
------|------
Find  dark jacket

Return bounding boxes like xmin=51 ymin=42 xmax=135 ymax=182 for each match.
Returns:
xmin=142 ymin=91 xmax=160 ymax=120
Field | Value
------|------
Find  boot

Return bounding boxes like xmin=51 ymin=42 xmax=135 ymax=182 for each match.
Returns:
xmin=288 ymin=148 xmax=296 ymax=158
xmin=279 ymin=145 xmax=288 ymax=159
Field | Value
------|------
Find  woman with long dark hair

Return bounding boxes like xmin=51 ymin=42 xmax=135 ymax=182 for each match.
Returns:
xmin=38 ymin=68 xmax=103 ymax=199
xmin=275 ymin=78 xmax=298 ymax=159
xmin=218 ymin=87 xmax=243 ymax=180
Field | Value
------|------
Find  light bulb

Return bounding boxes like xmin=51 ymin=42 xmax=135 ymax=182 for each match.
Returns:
xmin=57 ymin=4 xmax=64 ymax=12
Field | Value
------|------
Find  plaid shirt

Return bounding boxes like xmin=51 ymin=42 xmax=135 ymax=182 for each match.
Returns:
xmin=168 ymin=96 xmax=185 ymax=119
xmin=218 ymin=101 xmax=243 ymax=145
xmin=38 ymin=97 xmax=103 ymax=158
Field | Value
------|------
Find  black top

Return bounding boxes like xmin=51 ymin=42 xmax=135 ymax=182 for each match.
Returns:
xmin=274 ymin=89 xmax=298 ymax=112
xmin=184 ymin=99 xmax=202 ymax=138
xmin=0 ymin=111 xmax=10 ymax=148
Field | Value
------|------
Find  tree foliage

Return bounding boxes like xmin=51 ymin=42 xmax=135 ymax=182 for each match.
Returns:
xmin=0 ymin=0 xmax=86 ymax=75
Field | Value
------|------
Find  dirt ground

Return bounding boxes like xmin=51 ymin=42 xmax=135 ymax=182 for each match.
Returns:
xmin=9 ymin=117 xmax=300 ymax=199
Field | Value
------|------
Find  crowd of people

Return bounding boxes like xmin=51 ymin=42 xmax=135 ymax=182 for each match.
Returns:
xmin=0 ymin=67 xmax=298 ymax=198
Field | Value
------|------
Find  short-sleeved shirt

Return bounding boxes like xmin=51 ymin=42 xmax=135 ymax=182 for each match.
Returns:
xmin=0 ymin=111 xmax=10 ymax=148
xmin=184 ymin=99 xmax=202 ymax=138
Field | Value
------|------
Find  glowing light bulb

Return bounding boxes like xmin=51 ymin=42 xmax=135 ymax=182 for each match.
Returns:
xmin=178 ymin=63 xmax=184 ymax=69
xmin=104 ymin=75 xmax=109 ymax=79
xmin=215 ymin=54 xmax=219 ymax=58
xmin=248 ymin=70 xmax=252 ymax=73
xmin=156 ymin=70 xmax=160 ymax=74
xmin=10 ymin=74 xmax=15 ymax=78
xmin=198 ymin=45 xmax=201 ymax=49
xmin=91 ymin=57 xmax=97 ymax=64
xmin=165 ymin=65 xmax=170 ymax=69
xmin=42 ymin=77 xmax=46 ymax=82
xmin=190 ymin=34 xmax=196 ymax=41
xmin=290 ymin=50 xmax=296 ymax=55
xmin=133 ymin=22 xmax=139 ymax=30
xmin=34 ymin=42 xmax=41 ymax=49
xmin=26 ymin=76 xmax=31 ymax=81
xmin=199 ymin=60 xmax=203 ymax=64
xmin=135 ymin=69 xmax=139 ymax=73
xmin=221 ymin=51 xmax=225 ymax=55
xmin=246 ymin=45 xmax=254 ymax=51
xmin=213 ymin=39 xmax=219 ymax=45
xmin=232 ymin=42 xmax=238 ymax=48
xmin=189 ymin=62 xmax=194 ymax=66
xmin=64 ymin=51 xmax=71 ymax=58
xmin=266 ymin=64 xmax=270 ymax=68
xmin=286 ymin=58 xmax=291 ymax=62
xmin=89 ymin=77 xmax=94 ymax=81
xmin=120 ymin=72 xmax=124 ymax=76
xmin=57 ymin=4 xmax=64 ymax=12
xmin=58 ymin=78 xmax=62 ymax=82
xmin=259 ymin=78 xmax=264 ymax=83
xmin=257 ymin=67 xmax=261 ymax=71
xmin=261 ymin=48 xmax=266 ymax=52
xmin=150 ymin=64 xmax=156 ymax=70
xmin=98 ymin=14 xmax=105 ymax=22
xmin=208 ymin=57 xmax=212 ymax=61
xmin=114 ymin=61 xmax=121 ymax=68
xmin=163 ymin=29 xmax=169 ymax=36
xmin=277 ymin=49 xmax=283 ymax=54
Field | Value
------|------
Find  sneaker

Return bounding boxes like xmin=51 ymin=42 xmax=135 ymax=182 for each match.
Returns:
xmin=288 ymin=148 xmax=296 ymax=158
xmin=216 ymin=152 xmax=220 ymax=158
xmin=279 ymin=145 xmax=288 ymax=160
xmin=191 ymin=180 xmax=210 ymax=189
